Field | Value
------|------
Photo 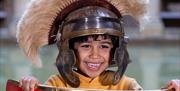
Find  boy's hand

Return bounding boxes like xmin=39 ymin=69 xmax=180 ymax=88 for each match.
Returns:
xmin=19 ymin=76 xmax=39 ymax=91
xmin=162 ymin=79 xmax=180 ymax=91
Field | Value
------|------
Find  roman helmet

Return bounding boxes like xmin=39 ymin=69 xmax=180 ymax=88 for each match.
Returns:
xmin=17 ymin=0 xmax=145 ymax=88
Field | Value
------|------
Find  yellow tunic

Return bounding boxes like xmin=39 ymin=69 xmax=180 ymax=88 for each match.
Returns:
xmin=45 ymin=71 xmax=142 ymax=90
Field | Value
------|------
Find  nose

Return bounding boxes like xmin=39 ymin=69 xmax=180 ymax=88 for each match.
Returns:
xmin=90 ymin=46 xmax=100 ymax=59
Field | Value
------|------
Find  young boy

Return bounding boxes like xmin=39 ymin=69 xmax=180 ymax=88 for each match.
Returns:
xmin=17 ymin=0 xmax=179 ymax=91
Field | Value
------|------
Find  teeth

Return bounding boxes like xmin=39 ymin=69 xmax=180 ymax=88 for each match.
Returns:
xmin=87 ymin=63 xmax=101 ymax=69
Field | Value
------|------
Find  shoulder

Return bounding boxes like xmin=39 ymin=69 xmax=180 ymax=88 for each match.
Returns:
xmin=120 ymin=76 xmax=143 ymax=90
xmin=100 ymin=71 xmax=142 ymax=90
xmin=45 ymin=74 xmax=67 ymax=87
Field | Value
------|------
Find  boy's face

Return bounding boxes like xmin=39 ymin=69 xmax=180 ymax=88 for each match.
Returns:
xmin=74 ymin=35 xmax=113 ymax=78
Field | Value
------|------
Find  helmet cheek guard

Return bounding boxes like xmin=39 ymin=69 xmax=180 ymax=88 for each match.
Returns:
xmin=56 ymin=49 xmax=80 ymax=87
xmin=56 ymin=38 xmax=80 ymax=87
xmin=113 ymin=37 xmax=131 ymax=85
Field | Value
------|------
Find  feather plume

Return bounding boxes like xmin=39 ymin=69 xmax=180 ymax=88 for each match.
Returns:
xmin=17 ymin=0 xmax=145 ymax=67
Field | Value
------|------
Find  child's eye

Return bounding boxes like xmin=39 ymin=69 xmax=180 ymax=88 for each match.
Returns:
xmin=81 ymin=44 xmax=91 ymax=48
xmin=100 ymin=45 xmax=110 ymax=49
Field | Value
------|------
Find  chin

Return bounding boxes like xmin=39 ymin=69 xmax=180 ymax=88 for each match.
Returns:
xmin=86 ymin=71 xmax=102 ymax=78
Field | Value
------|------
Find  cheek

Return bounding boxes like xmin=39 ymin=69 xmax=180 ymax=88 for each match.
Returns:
xmin=77 ymin=52 xmax=87 ymax=70
xmin=76 ymin=50 xmax=87 ymax=63
xmin=100 ymin=50 xmax=111 ymax=61
xmin=105 ymin=53 xmax=110 ymax=62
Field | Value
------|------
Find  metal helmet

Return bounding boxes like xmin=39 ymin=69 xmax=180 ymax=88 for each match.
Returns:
xmin=17 ymin=0 xmax=145 ymax=88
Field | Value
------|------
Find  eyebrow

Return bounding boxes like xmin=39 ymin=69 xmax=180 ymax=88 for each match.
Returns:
xmin=100 ymin=41 xmax=113 ymax=45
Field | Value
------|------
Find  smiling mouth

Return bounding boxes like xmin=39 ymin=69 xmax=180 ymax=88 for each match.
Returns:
xmin=86 ymin=62 xmax=102 ymax=71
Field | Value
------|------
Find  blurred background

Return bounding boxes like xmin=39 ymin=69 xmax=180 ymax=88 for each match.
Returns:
xmin=0 ymin=0 xmax=180 ymax=90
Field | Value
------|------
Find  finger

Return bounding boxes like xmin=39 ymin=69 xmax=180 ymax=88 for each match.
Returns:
xmin=22 ymin=77 xmax=31 ymax=91
xmin=21 ymin=77 xmax=28 ymax=89
xmin=171 ymin=80 xmax=180 ymax=91
xmin=29 ymin=78 xmax=38 ymax=91
xmin=161 ymin=81 xmax=174 ymax=90
xmin=166 ymin=85 xmax=174 ymax=90
xmin=167 ymin=80 xmax=180 ymax=91
xmin=19 ymin=77 xmax=24 ymax=87
xmin=20 ymin=76 xmax=28 ymax=86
